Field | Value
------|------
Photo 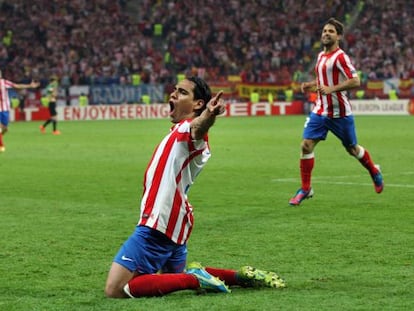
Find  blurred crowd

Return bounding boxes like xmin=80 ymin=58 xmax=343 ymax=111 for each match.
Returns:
xmin=0 ymin=0 xmax=413 ymax=87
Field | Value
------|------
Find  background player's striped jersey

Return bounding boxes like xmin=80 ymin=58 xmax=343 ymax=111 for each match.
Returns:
xmin=313 ymin=48 xmax=358 ymax=118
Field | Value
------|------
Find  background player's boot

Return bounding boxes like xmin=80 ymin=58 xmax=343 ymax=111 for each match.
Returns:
xmin=289 ymin=188 xmax=314 ymax=206
xmin=372 ymin=164 xmax=384 ymax=193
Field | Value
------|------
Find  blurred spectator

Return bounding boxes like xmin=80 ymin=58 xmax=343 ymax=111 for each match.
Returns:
xmin=0 ymin=0 xmax=413 ymax=87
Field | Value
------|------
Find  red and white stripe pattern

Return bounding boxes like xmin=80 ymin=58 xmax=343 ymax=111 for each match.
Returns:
xmin=313 ymin=48 xmax=358 ymax=118
xmin=138 ymin=119 xmax=211 ymax=245
xmin=0 ymin=79 xmax=15 ymax=112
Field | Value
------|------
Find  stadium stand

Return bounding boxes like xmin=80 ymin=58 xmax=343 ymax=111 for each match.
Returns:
xmin=0 ymin=0 xmax=413 ymax=99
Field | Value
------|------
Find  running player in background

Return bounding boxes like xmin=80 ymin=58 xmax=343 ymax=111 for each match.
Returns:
xmin=289 ymin=17 xmax=384 ymax=206
xmin=105 ymin=76 xmax=285 ymax=298
xmin=40 ymin=75 xmax=60 ymax=135
xmin=0 ymin=70 xmax=39 ymax=153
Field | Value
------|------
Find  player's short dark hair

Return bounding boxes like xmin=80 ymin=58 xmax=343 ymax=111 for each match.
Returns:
xmin=326 ymin=17 xmax=344 ymax=35
xmin=187 ymin=76 xmax=212 ymax=116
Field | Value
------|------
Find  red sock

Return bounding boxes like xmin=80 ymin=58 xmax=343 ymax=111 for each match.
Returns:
xmin=300 ymin=156 xmax=314 ymax=191
xmin=358 ymin=149 xmax=378 ymax=175
xmin=127 ymin=273 xmax=199 ymax=297
xmin=206 ymin=267 xmax=238 ymax=286
xmin=0 ymin=133 xmax=3 ymax=146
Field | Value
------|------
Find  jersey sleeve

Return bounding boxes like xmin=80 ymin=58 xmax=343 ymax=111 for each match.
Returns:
xmin=4 ymin=79 xmax=15 ymax=89
xmin=338 ymin=52 xmax=358 ymax=79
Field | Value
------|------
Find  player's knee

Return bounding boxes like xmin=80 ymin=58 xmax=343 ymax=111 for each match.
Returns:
xmin=301 ymin=141 xmax=313 ymax=154
xmin=104 ymin=284 xmax=116 ymax=298
xmin=104 ymin=282 xmax=126 ymax=298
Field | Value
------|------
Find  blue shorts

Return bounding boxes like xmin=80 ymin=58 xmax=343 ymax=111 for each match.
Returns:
xmin=303 ymin=112 xmax=357 ymax=148
xmin=113 ymin=225 xmax=187 ymax=274
xmin=0 ymin=111 xmax=10 ymax=126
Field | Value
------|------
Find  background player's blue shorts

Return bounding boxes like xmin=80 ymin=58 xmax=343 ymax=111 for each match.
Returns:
xmin=0 ymin=111 xmax=10 ymax=126
xmin=113 ymin=225 xmax=187 ymax=274
xmin=303 ymin=112 xmax=358 ymax=148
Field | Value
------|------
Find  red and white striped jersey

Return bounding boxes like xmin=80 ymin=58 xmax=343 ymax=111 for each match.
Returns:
xmin=138 ymin=119 xmax=211 ymax=245
xmin=312 ymin=48 xmax=358 ymax=118
xmin=0 ymin=78 xmax=15 ymax=112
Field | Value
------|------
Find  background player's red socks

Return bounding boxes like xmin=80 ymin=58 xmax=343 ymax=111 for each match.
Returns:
xmin=358 ymin=149 xmax=378 ymax=175
xmin=300 ymin=156 xmax=314 ymax=191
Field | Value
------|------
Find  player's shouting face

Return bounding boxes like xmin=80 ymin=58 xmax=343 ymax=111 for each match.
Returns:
xmin=168 ymin=79 xmax=205 ymax=124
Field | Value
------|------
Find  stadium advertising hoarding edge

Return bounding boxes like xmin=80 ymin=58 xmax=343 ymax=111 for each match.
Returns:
xmin=10 ymin=99 xmax=412 ymax=122
xmin=10 ymin=101 xmax=304 ymax=121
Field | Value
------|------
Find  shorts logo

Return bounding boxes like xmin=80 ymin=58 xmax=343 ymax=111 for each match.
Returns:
xmin=121 ymin=255 xmax=134 ymax=262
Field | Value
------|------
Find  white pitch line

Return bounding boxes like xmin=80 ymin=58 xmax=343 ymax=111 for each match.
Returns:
xmin=271 ymin=175 xmax=414 ymax=188
xmin=316 ymin=181 xmax=414 ymax=188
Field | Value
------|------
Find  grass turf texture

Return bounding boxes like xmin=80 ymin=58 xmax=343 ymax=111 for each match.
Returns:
xmin=0 ymin=116 xmax=413 ymax=311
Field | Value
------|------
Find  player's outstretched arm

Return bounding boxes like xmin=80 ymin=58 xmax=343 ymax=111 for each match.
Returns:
xmin=14 ymin=80 xmax=40 ymax=89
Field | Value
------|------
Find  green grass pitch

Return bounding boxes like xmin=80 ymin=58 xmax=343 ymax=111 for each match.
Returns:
xmin=0 ymin=115 xmax=413 ymax=310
